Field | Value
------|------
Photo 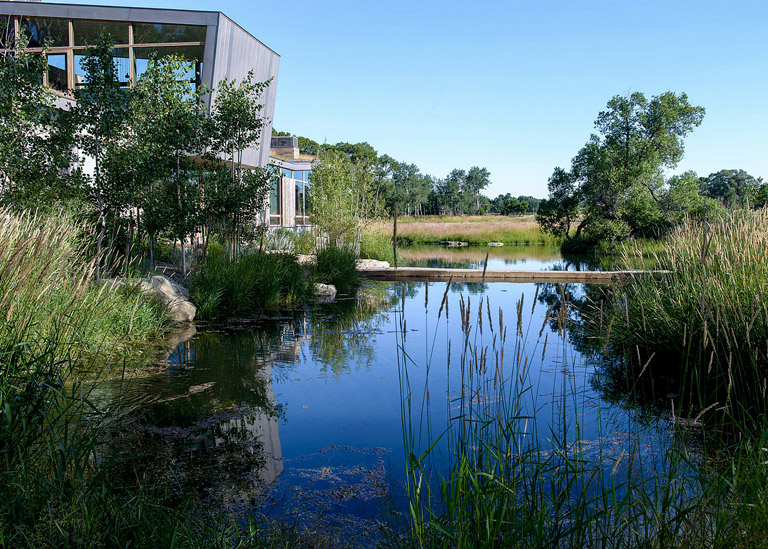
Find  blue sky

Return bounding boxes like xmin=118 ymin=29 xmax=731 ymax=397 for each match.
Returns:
xmin=54 ymin=0 xmax=768 ymax=198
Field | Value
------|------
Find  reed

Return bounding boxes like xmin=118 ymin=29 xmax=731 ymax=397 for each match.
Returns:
xmin=316 ymin=243 xmax=360 ymax=294
xmin=191 ymin=250 xmax=315 ymax=318
xmin=395 ymin=277 xmax=768 ymax=546
xmin=613 ymin=209 xmax=768 ymax=430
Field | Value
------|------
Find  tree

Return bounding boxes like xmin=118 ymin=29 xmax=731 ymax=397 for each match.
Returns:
xmin=0 ymin=27 xmax=78 ymax=207
xmin=69 ymin=33 xmax=132 ymax=278
xmin=131 ymin=54 xmax=208 ymax=273
xmin=207 ymin=71 xmax=273 ymax=258
xmin=537 ymin=91 xmax=705 ymax=248
xmin=700 ymin=169 xmax=763 ymax=209
xmin=310 ymin=149 xmax=377 ymax=247
xmin=464 ymin=166 xmax=491 ymax=214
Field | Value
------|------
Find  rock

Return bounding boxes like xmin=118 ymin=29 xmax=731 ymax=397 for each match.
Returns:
xmin=487 ymin=242 xmax=504 ymax=247
xmin=440 ymin=241 xmax=469 ymax=247
xmin=101 ymin=275 xmax=196 ymax=322
xmin=315 ymin=283 xmax=337 ymax=300
xmin=141 ymin=276 xmax=196 ymax=321
xmin=356 ymin=259 xmax=390 ymax=269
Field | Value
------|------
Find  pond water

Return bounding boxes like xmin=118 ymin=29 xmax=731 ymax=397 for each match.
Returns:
xmin=398 ymin=243 xmax=599 ymax=271
xmin=94 ymin=247 xmax=675 ymax=544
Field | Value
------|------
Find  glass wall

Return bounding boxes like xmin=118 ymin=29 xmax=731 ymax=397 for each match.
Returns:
xmin=21 ymin=17 xmax=68 ymax=47
xmin=5 ymin=16 xmax=207 ymax=92
xmin=73 ymin=20 xmax=129 ymax=46
xmin=46 ymin=53 xmax=67 ymax=91
xmin=269 ymin=175 xmax=280 ymax=226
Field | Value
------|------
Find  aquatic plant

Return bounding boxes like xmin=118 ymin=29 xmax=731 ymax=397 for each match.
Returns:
xmin=316 ymin=243 xmax=360 ymax=295
xmin=611 ymin=209 xmax=768 ymax=431
xmin=396 ymin=278 xmax=768 ymax=546
xmin=191 ymin=250 xmax=315 ymax=318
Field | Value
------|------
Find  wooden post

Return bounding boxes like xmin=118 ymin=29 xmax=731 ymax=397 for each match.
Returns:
xmin=393 ymin=202 xmax=398 ymax=269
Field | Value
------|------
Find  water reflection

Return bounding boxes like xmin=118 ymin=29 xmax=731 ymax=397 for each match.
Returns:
xmin=398 ymin=243 xmax=599 ymax=272
xmin=97 ymin=278 xmax=680 ymax=540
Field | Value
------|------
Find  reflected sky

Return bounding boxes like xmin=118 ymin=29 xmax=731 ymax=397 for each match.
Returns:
xmin=96 ymin=280 xmax=677 ymax=539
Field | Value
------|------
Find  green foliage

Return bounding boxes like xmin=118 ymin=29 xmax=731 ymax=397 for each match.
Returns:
xmin=359 ymin=228 xmax=396 ymax=263
xmin=0 ymin=29 xmax=79 ymax=207
xmin=294 ymin=230 xmax=316 ymax=255
xmin=310 ymin=149 xmax=378 ymax=247
xmin=191 ymin=251 xmax=314 ymax=318
xmin=315 ymin=244 xmax=359 ymax=295
xmin=537 ymin=91 xmax=706 ymax=249
xmin=700 ymin=168 xmax=765 ymax=208
xmin=206 ymin=72 xmax=273 ymax=257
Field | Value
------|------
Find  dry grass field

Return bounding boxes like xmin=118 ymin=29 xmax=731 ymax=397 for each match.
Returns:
xmin=368 ymin=215 xmax=560 ymax=245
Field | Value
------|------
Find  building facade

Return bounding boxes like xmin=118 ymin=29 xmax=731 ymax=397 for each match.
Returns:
xmin=0 ymin=0 xmax=279 ymax=170
xmin=269 ymin=136 xmax=315 ymax=229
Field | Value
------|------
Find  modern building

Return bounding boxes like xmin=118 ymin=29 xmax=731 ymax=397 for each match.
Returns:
xmin=269 ymin=136 xmax=315 ymax=229
xmin=1 ymin=0 xmax=306 ymax=226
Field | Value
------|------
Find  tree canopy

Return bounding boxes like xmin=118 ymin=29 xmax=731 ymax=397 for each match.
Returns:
xmin=536 ymin=91 xmax=706 ymax=249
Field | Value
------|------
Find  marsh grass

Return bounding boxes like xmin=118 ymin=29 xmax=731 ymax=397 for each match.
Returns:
xmin=612 ymin=209 xmax=768 ymax=431
xmin=316 ymin=243 xmax=360 ymax=295
xmin=395 ymin=276 xmax=768 ymax=547
xmin=370 ymin=215 xmax=561 ymax=245
xmin=192 ymin=251 xmax=315 ymax=318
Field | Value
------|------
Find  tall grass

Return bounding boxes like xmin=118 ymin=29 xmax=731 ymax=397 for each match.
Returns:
xmin=395 ymin=277 xmax=768 ymax=546
xmin=0 ymin=210 xmax=220 ymax=546
xmin=612 ymin=209 xmax=768 ymax=430
xmin=316 ymin=243 xmax=359 ymax=295
xmin=192 ymin=251 xmax=315 ymax=318
xmin=370 ymin=215 xmax=561 ymax=245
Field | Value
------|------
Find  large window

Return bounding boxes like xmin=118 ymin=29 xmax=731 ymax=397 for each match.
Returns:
xmin=21 ymin=17 xmax=68 ymax=47
xmin=74 ymin=48 xmax=130 ymax=87
xmin=134 ymin=45 xmax=204 ymax=86
xmin=46 ymin=53 xmax=67 ymax=91
xmin=133 ymin=23 xmax=205 ymax=44
xmin=73 ymin=20 xmax=129 ymax=46
xmin=5 ymin=16 xmax=207 ymax=92
xmin=295 ymin=180 xmax=311 ymax=225
xmin=269 ymin=175 xmax=281 ymax=226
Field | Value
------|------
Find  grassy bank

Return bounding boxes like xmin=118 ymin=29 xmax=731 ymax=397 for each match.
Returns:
xmin=369 ymin=214 xmax=562 ymax=245
xmin=0 ymin=210 xmax=243 ymax=547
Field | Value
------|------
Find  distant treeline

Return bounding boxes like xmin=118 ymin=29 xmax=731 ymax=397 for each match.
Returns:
xmin=273 ymin=129 xmax=541 ymax=217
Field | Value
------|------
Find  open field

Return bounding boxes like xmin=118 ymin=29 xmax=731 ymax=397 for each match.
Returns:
xmin=368 ymin=214 xmax=561 ymax=245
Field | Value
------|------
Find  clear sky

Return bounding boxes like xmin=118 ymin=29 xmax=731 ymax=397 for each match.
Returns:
xmin=52 ymin=0 xmax=768 ymax=198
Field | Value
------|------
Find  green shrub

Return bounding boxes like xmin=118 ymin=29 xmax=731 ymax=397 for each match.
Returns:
xmin=294 ymin=230 xmax=315 ymax=255
xmin=191 ymin=251 xmax=314 ymax=318
xmin=359 ymin=228 xmax=396 ymax=264
xmin=316 ymin=244 xmax=359 ymax=295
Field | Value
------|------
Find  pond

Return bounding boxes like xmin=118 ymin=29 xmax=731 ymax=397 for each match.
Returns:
xmin=93 ymin=247 xmax=677 ymax=544
xmin=398 ymin=243 xmax=599 ymax=271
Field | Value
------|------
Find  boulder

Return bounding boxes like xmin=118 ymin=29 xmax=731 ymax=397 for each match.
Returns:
xmin=356 ymin=259 xmax=391 ymax=269
xmin=487 ymin=242 xmax=504 ymax=247
xmin=315 ymin=283 xmax=337 ymax=300
xmin=101 ymin=275 xmax=196 ymax=322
